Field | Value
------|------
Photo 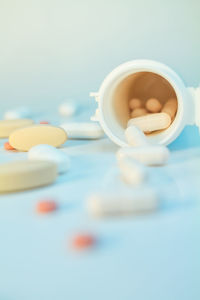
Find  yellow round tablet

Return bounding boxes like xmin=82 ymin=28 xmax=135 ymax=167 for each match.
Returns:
xmin=0 ymin=160 xmax=57 ymax=193
xmin=0 ymin=119 xmax=34 ymax=138
xmin=9 ymin=125 xmax=68 ymax=151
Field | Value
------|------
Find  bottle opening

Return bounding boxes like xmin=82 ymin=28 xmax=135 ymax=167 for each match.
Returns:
xmin=100 ymin=71 xmax=181 ymax=145
xmin=114 ymin=71 xmax=177 ymax=130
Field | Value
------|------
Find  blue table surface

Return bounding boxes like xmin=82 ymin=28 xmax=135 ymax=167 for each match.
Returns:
xmin=0 ymin=109 xmax=200 ymax=300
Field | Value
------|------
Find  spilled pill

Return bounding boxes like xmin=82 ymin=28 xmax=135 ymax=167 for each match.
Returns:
xmin=117 ymin=145 xmax=170 ymax=166
xmin=129 ymin=98 xmax=142 ymax=110
xmin=125 ymin=125 xmax=149 ymax=147
xmin=71 ymin=234 xmax=96 ymax=250
xmin=39 ymin=120 xmax=49 ymax=124
xmin=0 ymin=119 xmax=34 ymax=138
xmin=87 ymin=188 xmax=158 ymax=217
xmin=4 ymin=142 xmax=15 ymax=151
xmin=128 ymin=112 xmax=171 ymax=133
xmin=59 ymin=102 xmax=76 ymax=117
xmin=36 ymin=199 xmax=57 ymax=214
xmin=60 ymin=122 xmax=104 ymax=139
xmin=28 ymin=144 xmax=70 ymax=174
xmin=162 ymin=98 xmax=177 ymax=119
xmin=131 ymin=108 xmax=148 ymax=118
xmin=146 ymin=98 xmax=162 ymax=113
xmin=4 ymin=107 xmax=32 ymax=120
xmin=117 ymin=155 xmax=147 ymax=185
xmin=0 ymin=160 xmax=57 ymax=193
xmin=9 ymin=125 xmax=67 ymax=151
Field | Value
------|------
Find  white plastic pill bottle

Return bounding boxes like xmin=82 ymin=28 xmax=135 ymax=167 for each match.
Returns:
xmin=90 ymin=60 xmax=200 ymax=146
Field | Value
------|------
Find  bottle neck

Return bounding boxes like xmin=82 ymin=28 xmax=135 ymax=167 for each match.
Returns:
xmin=187 ymin=87 xmax=200 ymax=129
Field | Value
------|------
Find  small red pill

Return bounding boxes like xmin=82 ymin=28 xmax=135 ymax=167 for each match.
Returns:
xmin=71 ymin=234 xmax=96 ymax=250
xmin=36 ymin=200 xmax=57 ymax=214
xmin=4 ymin=142 xmax=15 ymax=151
xmin=39 ymin=121 xmax=49 ymax=124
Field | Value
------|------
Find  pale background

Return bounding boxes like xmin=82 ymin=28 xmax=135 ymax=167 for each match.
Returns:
xmin=0 ymin=1 xmax=200 ymax=300
xmin=0 ymin=0 xmax=200 ymax=112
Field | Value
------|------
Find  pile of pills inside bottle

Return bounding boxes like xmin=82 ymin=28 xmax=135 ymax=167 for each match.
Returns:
xmin=128 ymin=97 xmax=178 ymax=134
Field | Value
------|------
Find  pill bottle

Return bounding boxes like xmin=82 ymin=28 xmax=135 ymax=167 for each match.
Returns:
xmin=90 ymin=60 xmax=200 ymax=146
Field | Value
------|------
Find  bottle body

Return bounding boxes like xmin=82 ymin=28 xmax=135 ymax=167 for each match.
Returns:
xmin=91 ymin=60 xmax=197 ymax=146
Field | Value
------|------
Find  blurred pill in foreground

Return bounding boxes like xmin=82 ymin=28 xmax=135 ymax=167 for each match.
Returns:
xmin=0 ymin=160 xmax=57 ymax=193
xmin=71 ymin=233 xmax=96 ymax=250
xmin=117 ymin=155 xmax=147 ymax=185
xmin=36 ymin=199 xmax=58 ymax=214
xmin=87 ymin=188 xmax=158 ymax=217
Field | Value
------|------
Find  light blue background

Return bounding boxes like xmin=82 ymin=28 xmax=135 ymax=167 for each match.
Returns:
xmin=0 ymin=1 xmax=200 ymax=300
xmin=0 ymin=0 xmax=200 ymax=111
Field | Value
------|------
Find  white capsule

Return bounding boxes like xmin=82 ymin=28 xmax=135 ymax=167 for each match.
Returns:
xmin=117 ymin=155 xmax=147 ymax=185
xmin=28 ymin=144 xmax=70 ymax=174
xmin=117 ymin=145 xmax=170 ymax=166
xmin=4 ymin=107 xmax=32 ymax=120
xmin=87 ymin=188 xmax=158 ymax=217
xmin=125 ymin=125 xmax=149 ymax=147
xmin=128 ymin=112 xmax=171 ymax=132
xmin=58 ymin=102 xmax=76 ymax=117
xmin=60 ymin=122 xmax=104 ymax=139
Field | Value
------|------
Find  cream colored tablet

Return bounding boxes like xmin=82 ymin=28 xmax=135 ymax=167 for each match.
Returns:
xmin=9 ymin=125 xmax=67 ymax=151
xmin=0 ymin=160 xmax=57 ymax=193
xmin=0 ymin=119 xmax=34 ymax=138
xmin=128 ymin=112 xmax=171 ymax=133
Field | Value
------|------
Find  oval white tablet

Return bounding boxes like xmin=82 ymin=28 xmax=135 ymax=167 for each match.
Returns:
xmin=0 ymin=160 xmax=57 ymax=193
xmin=9 ymin=125 xmax=67 ymax=151
xmin=28 ymin=144 xmax=70 ymax=174
xmin=60 ymin=122 xmax=104 ymax=139
xmin=0 ymin=119 xmax=34 ymax=138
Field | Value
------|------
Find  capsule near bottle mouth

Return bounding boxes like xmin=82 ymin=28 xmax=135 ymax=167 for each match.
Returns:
xmin=90 ymin=59 xmax=200 ymax=146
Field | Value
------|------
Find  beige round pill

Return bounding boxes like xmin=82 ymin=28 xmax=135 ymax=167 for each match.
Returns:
xmin=0 ymin=119 xmax=34 ymax=138
xmin=129 ymin=98 xmax=142 ymax=110
xmin=9 ymin=125 xmax=67 ymax=151
xmin=146 ymin=98 xmax=162 ymax=113
xmin=0 ymin=160 xmax=57 ymax=193
xmin=131 ymin=108 xmax=148 ymax=118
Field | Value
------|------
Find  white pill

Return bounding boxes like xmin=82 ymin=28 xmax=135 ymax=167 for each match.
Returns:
xmin=128 ymin=112 xmax=171 ymax=133
xmin=87 ymin=188 xmax=158 ymax=217
xmin=28 ymin=144 xmax=70 ymax=174
xmin=58 ymin=102 xmax=76 ymax=117
xmin=125 ymin=125 xmax=149 ymax=147
xmin=4 ymin=107 xmax=32 ymax=120
xmin=117 ymin=145 xmax=170 ymax=166
xmin=117 ymin=155 xmax=147 ymax=185
xmin=60 ymin=122 xmax=104 ymax=139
